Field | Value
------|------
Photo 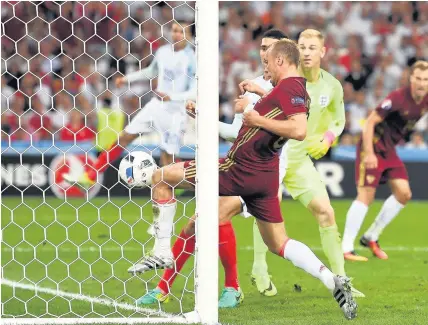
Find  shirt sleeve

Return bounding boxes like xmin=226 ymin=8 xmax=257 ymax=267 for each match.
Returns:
xmin=125 ymin=56 xmax=158 ymax=82
xmin=219 ymin=114 xmax=243 ymax=142
xmin=327 ymin=82 xmax=346 ymax=137
xmin=275 ymin=81 xmax=308 ymax=118
xmin=375 ymin=90 xmax=401 ymax=119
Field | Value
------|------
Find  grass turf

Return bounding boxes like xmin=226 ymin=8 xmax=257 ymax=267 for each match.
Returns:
xmin=1 ymin=197 xmax=427 ymax=324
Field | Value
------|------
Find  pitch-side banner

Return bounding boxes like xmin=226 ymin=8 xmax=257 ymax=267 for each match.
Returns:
xmin=1 ymin=154 xmax=427 ymax=200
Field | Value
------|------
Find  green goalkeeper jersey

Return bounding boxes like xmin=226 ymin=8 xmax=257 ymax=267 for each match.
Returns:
xmin=286 ymin=69 xmax=345 ymax=165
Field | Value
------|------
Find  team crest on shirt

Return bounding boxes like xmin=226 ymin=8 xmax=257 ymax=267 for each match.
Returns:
xmin=319 ymin=95 xmax=330 ymax=108
xmin=381 ymin=99 xmax=392 ymax=110
xmin=366 ymin=175 xmax=375 ymax=184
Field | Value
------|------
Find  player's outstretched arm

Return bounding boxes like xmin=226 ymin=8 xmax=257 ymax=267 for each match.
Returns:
xmin=116 ymin=58 xmax=159 ymax=87
xmin=244 ymin=111 xmax=307 ymax=140
xmin=219 ymin=114 xmax=243 ymax=142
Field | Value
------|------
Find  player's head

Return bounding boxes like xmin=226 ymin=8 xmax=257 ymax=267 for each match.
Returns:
xmin=265 ymin=39 xmax=300 ymax=86
xmin=171 ymin=20 xmax=193 ymax=48
xmin=260 ymin=29 xmax=289 ymax=79
xmin=260 ymin=29 xmax=289 ymax=62
xmin=297 ymin=29 xmax=326 ymax=70
xmin=409 ymin=60 xmax=428 ymax=101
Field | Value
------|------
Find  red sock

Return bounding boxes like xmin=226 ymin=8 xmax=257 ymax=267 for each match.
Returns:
xmin=158 ymin=230 xmax=195 ymax=294
xmin=219 ymin=223 xmax=239 ymax=289
xmin=87 ymin=144 xmax=124 ymax=181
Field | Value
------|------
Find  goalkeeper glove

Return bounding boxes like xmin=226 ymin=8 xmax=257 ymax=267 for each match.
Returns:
xmin=306 ymin=131 xmax=336 ymax=160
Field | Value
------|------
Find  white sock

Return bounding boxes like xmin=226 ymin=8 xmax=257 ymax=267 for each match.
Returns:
xmin=252 ymin=219 xmax=269 ymax=276
xmin=152 ymin=200 xmax=177 ymax=256
xmin=283 ymin=239 xmax=335 ymax=292
xmin=342 ymin=200 xmax=368 ymax=253
xmin=364 ymin=195 xmax=404 ymax=241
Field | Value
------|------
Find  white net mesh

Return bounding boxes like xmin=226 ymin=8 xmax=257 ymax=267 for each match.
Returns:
xmin=1 ymin=1 xmax=198 ymax=322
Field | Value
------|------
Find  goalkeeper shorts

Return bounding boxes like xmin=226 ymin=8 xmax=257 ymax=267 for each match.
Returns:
xmin=283 ymin=156 xmax=329 ymax=207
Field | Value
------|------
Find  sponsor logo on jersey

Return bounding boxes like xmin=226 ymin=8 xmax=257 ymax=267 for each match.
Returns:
xmin=291 ymin=97 xmax=305 ymax=105
xmin=49 ymin=154 xmax=103 ymax=199
xmin=319 ymin=95 xmax=330 ymax=108
xmin=381 ymin=99 xmax=392 ymax=110
xmin=366 ymin=175 xmax=376 ymax=184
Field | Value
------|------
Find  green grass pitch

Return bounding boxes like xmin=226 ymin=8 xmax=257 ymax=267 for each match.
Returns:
xmin=1 ymin=197 xmax=427 ymax=324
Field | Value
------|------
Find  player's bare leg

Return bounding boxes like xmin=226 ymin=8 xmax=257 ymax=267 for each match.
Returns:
xmin=138 ymin=196 xmax=244 ymax=308
xmin=63 ymin=131 xmax=138 ymax=188
xmin=160 ymin=150 xmax=174 ymax=166
xmin=128 ymin=162 xmax=193 ymax=274
xmin=342 ymin=186 xmax=376 ymax=261
xmin=361 ymin=179 xmax=411 ymax=260
xmin=255 ymin=219 xmax=357 ymax=320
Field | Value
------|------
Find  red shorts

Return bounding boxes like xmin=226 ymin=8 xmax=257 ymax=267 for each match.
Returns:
xmin=184 ymin=158 xmax=282 ymax=223
xmin=355 ymin=144 xmax=408 ymax=188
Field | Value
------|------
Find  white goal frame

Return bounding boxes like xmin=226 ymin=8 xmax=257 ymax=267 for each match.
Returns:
xmin=0 ymin=1 xmax=219 ymax=324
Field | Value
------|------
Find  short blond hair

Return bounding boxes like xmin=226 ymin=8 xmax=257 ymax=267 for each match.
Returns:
xmin=299 ymin=29 xmax=325 ymax=45
xmin=410 ymin=60 xmax=428 ymax=75
xmin=270 ymin=39 xmax=300 ymax=67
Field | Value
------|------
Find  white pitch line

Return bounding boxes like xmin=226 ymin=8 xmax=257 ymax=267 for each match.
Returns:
xmin=1 ymin=278 xmax=175 ymax=318
xmin=2 ymin=245 xmax=428 ymax=253
xmin=240 ymin=246 xmax=428 ymax=252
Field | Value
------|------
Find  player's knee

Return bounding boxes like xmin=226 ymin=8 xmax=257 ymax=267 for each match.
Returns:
xmin=152 ymin=168 xmax=163 ymax=187
xmin=183 ymin=218 xmax=196 ymax=236
xmin=317 ymin=204 xmax=335 ymax=227
xmin=356 ymin=188 xmax=375 ymax=206
xmin=395 ymin=190 xmax=412 ymax=205
xmin=118 ymin=132 xmax=135 ymax=147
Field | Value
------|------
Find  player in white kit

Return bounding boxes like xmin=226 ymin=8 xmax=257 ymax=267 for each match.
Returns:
xmin=64 ymin=21 xmax=196 ymax=188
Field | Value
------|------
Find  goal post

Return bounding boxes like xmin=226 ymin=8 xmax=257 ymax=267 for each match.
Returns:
xmin=1 ymin=1 xmax=219 ymax=324
xmin=194 ymin=0 xmax=219 ymax=324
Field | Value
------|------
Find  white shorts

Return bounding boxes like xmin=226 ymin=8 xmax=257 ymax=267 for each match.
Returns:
xmin=125 ymin=97 xmax=187 ymax=155
xmin=240 ymin=147 xmax=288 ymax=218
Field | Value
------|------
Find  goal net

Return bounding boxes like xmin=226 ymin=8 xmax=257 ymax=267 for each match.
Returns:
xmin=1 ymin=1 xmax=218 ymax=324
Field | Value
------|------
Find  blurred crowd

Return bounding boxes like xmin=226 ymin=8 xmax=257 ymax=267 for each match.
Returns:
xmin=219 ymin=1 xmax=428 ymax=148
xmin=1 ymin=1 xmax=195 ymax=144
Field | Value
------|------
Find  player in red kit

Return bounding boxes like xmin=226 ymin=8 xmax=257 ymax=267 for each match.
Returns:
xmin=342 ymin=60 xmax=428 ymax=261
xmin=130 ymin=40 xmax=357 ymax=319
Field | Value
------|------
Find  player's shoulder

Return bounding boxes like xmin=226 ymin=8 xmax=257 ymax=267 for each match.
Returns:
xmin=251 ymin=75 xmax=265 ymax=84
xmin=277 ymin=77 xmax=306 ymax=94
xmin=320 ymin=69 xmax=342 ymax=90
xmin=251 ymin=75 xmax=272 ymax=90
xmin=156 ymin=44 xmax=171 ymax=55
xmin=387 ymin=87 xmax=409 ymax=103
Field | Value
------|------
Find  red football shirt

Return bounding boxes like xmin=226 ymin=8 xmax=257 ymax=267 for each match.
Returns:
xmin=227 ymin=77 xmax=309 ymax=171
xmin=374 ymin=87 xmax=428 ymax=153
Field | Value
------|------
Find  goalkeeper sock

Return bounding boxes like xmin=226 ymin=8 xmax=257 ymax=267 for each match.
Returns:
xmin=158 ymin=229 xmax=195 ymax=294
xmin=319 ymin=224 xmax=346 ymax=276
xmin=219 ymin=223 xmax=239 ymax=289
xmin=342 ymin=200 xmax=368 ymax=253
xmin=153 ymin=199 xmax=177 ymax=257
xmin=251 ymin=219 xmax=269 ymax=276
xmin=364 ymin=195 xmax=403 ymax=241
xmin=87 ymin=144 xmax=124 ymax=181
xmin=281 ymin=239 xmax=335 ymax=292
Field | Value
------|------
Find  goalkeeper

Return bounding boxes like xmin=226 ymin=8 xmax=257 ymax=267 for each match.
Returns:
xmin=239 ymin=29 xmax=364 ymax=297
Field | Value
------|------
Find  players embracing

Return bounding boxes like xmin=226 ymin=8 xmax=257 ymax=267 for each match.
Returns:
xmin=342 ymin=60 xmax=428 ymax=261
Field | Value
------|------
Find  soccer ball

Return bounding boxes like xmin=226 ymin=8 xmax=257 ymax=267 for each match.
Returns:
xmin=119 ymin=151 xmax=157 ymax=187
